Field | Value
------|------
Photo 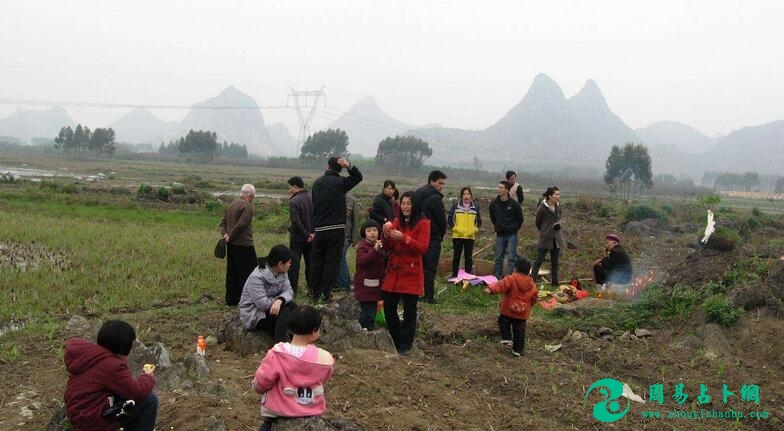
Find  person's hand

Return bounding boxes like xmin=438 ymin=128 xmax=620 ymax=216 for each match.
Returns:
xmin=382 ymin=221 xmax=393 ymax=233
xmin=337 ymin=158 xmax=350 ymax=168
xmin=483 ymin=287 xmax=491 ymax=294
xmin=389 ymin=229 xmax=403 ymax=240
xmin=270 ymin=299 xmax=283 ymax=316
xmin=223 ymin=233 xmax=230 ymax=244
xmin=374 ymin=240 xmax=383 ymax=250
xmin=143 ymin=364 xmax=156 ymax=375
xmin=307 ymin=233 xmax=315 ymax=242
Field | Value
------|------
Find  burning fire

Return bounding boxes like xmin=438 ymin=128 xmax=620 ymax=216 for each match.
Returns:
xmin=596 ymin=271 xmax=655 ymax=300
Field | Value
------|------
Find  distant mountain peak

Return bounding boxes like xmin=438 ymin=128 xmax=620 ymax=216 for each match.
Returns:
xmin=354 ymin=95 xmax=381 ymax=111
xmin=526 ymin=73 xmax=565 ymax=101
xmin=570 ymin=78 xmax=608 ymax=110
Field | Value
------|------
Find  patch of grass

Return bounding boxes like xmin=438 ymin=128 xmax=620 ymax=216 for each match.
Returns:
xmin=622 ymin=204 xmax=667 ymax=224
xmin=702 ymin=295 xmax=744 ymax=327
xmin=40 ymin=179 xmax=78 ymax=194
xmin=137 ymin=183 xmax=153 ymax=196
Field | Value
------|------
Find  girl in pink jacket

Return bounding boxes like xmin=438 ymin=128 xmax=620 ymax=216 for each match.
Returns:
xmin=252 ymin=305 xmax=335 ymax=431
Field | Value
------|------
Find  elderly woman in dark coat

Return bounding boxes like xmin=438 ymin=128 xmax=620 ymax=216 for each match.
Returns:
xmin=530 ymin=186 xmax=565 ymax=286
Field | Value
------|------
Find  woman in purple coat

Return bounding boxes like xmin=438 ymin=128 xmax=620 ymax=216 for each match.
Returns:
xmin=354 ymin=220 xmax=388 ymax=330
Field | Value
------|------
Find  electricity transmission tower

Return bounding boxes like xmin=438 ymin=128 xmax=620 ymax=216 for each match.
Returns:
xmin=287 ymin=86 xmax=326 ymax=153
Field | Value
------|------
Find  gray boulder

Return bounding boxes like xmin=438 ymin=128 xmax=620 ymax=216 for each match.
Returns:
xmin=220 ymin=315 xmax=275 ymax=356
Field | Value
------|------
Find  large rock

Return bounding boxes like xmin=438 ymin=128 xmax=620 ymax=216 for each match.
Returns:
xmin=317 ymin=296 xmax=397 ymax=354
xmin=220 ymin=315 xmax=275 ymax=356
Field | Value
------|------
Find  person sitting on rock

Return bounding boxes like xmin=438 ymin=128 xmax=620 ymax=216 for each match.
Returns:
xmin=239 ymin=245 xmax=297 ymax=342
xmin=64 ymin=319 xmax=158 ymax=431
xmin=252 ymin=305 xmax=335 ymax=431
xmin=593 ymin=234 xmax=633 ymax=286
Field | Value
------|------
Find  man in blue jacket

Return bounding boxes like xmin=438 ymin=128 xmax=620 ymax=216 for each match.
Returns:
xmin=309 ymin=156 xmax=363 ymax=302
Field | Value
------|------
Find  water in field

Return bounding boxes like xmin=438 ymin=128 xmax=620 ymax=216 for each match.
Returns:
xmin=0 ymin=166 xmax=59 ymax=179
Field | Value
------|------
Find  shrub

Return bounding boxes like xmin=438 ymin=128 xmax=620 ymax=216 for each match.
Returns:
xmin=706 ymin=226 xmax=740 ymax=251
xmin=660 ymin=204 xmax=674 ymax=216
xmin=702 ymin=294 xmax=743 ymax=327
xmin=746 ymin=217 xmax=761 ymax=229
xmin=623 ymin=205 xmax=662 ymax=223
xmin=204 ymin=200 xmax=225 ymax=212
xmin=157 ymin=187 xmax=171 ymax=201
xmin=40 ymin=180 xmax=77 ymax=194
xmin=137 ymin=184 xmax=153 ymax=196
xmin=751 ymin=207 xmax=763 ymax=218
xmin=171 ymin=186 xmax=187 ymax=195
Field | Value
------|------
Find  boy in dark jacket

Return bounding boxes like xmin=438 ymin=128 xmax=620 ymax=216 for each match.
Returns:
xmin=489 ymin=181 xmax=523 ymax=279
xmin=354 ymin=220 xmax=388 ymax=330
xmin=483 ymin=258 xmax=538 ymax=357
xmin=64 ymin=320 xmax=157 ymax=431
xmin=309 ymin=157 xmax=363 ymax=302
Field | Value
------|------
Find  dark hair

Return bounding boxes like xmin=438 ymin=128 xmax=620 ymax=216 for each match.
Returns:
xmin=288 ymin=305 xmax=322 ymax=335
xmin=393 ymin=188 xmax=400 ymax=200
xmin=515 ymin=257 xmax=532 ymax=275
xmin=360 ymin=219 xmax=380 ymax=239
xmin=287 ymin=176 xmax=304 ymax=188
xmin=498 ymin=180 xmax=511 ymax=191
xmin=259 ymin=244 xmax=293 ymax=268
xmin=383 ymin=180 xmax=396 ymax=189
xmin=427 ymin=170 xmax=447 ymax=183
xmin=505 ymin=170 xmax=517 ymax=180
xmin=97 ymin=320 xmax=136 ymax=356
xmin=459 ymin=186 xmax=472 ymax=199
xmin=399 ymin=191 xmax=422 ymax=229
xmin=543 ymin=186 xmax=560 ymax=200
xmin=327 ymin=156 xmax=342 ymax=172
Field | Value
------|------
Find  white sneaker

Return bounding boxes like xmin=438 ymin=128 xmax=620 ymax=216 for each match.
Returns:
xmin=500 ymin=340 xmax=512 ymax=347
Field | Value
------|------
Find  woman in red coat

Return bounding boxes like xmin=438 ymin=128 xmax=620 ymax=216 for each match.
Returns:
xmin=381 ymin=191 xmax=431 ymax=355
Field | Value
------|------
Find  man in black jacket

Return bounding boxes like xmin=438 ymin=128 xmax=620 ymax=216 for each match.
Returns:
xmin=287 ymin=176 xmax=313 ymax=295
xmin=413 ymin=170 xmax=447 ymax=304
xmin=489 ymin=181 xmax=523 ymax=279
xmin=593 ymin=234 xmax=633 ymax=286
xmin=309 ymin=156 xmax=363 ymax=302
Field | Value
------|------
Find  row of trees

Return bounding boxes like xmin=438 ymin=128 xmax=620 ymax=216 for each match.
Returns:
xmin=158 ymin=136 xmax=248 ymax=160
xmin=299 ymin=128 xmax=433 ymax=175
xmin=702 ymin=171 xmax=761 ymax=192
xmin=603 ymin=143 xmax=654 ymax=200
xmin=54 ymin=125 xmax=116 ymax=157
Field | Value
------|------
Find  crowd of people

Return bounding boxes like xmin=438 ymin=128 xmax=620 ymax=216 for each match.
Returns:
xmin=63 ymin=157 xmax=635 ymax=430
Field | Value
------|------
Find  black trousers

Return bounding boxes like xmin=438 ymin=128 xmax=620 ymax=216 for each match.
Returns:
xmin=358 ymin=301 xmax=377 ymax=331
xmin=531 ymin=246 xmax=561 ymax=285
xmin=309 ymin=228 xmax=344 ymax=301
xmin=593 ymin=263 xmax=608 ymax=285
xmin=498 ymin=314 xmax=526 ymax=354
xmin=255 ymin=301 xmax=297 ymax=342
xmin=422 ymin=238 xmax=442 ymax=301
xmin=225 ymin=244 xmax=258 ymax=306
xmin=383 ymin=291 xmax=418 ymax=353
xmin=451 ymin=238 xmax=475 ymax=277
xmin=288 ymin=239 xmax=312 ymax=294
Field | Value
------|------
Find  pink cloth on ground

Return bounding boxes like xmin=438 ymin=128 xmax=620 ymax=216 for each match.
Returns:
xmin=447 ymin=269 xmax=498 ymax=285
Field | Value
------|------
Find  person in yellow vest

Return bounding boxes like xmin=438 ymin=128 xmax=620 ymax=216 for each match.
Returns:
xmin=447 ymin=186 xmax=482 ymax=277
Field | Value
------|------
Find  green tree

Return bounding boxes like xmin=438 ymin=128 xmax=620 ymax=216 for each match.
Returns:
xmin=375 ymin=135 xmax=433 ymax=175
xmin=54 ymin=126 xmax=75 ymax=153
xmin=176 ymin=130 xmax=219 ymax=163
xmin=300 ymin=129 xmax=349 ymax=160
xmin=604 ymin=143 xmax=654 ymax=201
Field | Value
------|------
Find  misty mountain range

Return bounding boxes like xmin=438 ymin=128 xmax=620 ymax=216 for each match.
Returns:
xmin=1 ymin=76 xmax=781 ymax=177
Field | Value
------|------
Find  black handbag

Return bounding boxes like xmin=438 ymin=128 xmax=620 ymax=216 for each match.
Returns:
xmin=214 ymin=237 xmax=227 ymax=258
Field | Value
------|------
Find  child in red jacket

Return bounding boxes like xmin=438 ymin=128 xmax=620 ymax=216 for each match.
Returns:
xmin=64 ymin=320 xmax=157 ymax=431
xmin=484 ymin=258 xmax=538 ymax=357
xmin=354 ymin=220 xmax=387 ymax=330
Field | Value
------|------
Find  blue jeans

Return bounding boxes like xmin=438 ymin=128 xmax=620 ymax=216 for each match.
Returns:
xmin=337 ymin=239 xmax=352 ymax=291
xmin=120 ymin=392 xmax=158 ymax=431
xmin=494 ymin=234 xmax=518 ymax=279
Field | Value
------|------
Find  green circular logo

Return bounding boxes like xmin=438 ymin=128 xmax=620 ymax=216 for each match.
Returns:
xmin=584 ymin=378 xmax=631 ymax=422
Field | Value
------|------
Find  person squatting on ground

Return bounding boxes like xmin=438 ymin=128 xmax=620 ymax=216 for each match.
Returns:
xmin=531 ymin=186 xmax=565 ymax=286
xmin=483 ymin=258 xmax=538 ymax=357
xmin=489 ymin=180 xmax=523 ymax=279
xmin=64 ymin=320 xmax=158 ymax=431
xmin=593 ymin=233 xmax=633 ymax=286
xmin=382 ymin=192 xmax=431 ymax=355
xmin=337 ymin=192 xmax=361 ymax=292
xmin=413 ymin=170 xmax=447 ymax=304
xmin=252 ymin=305 xmax=335 ymax=431
xmin=220 ymin=183 xmax=258 ymax=306
xmin=239 ymin=245 xmax=296 ymax=343
xmin=447 ymin=186 xmax=481 ymax=277
xmin=286 ymin=176 xmax=314 ymax=295
xmin=506 ymin=170 xmax=525 ymax=205
xmin=369 ymin=179 xmax=397 ymax=226
xmin=309 ymin=157 xmax=363 ymax=302
xmin=354 ymin=220 xmax=388 ymax=330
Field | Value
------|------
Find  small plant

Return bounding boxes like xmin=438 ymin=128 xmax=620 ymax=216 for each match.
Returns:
xmin=204 ymin=200 xmax=225 ymax=212
xmin=698 ymin=194 xmax=721 ymax=210
xmin=702 ymin=294 xmax=743 ymax=327
xmin=157 ymin=187 xmax=171 ymax=201
xmin=623 ymin=205 xmax=664 ymax=223
xmin=171 ymin=186 xmax=187 ymax=195
xmin=751 ymin=207 xmax=763 ymax=217
xmin=706 ymin=226 xmax=740 ymax=252
xmin=137 ymin=184 xmax=153 ymax=196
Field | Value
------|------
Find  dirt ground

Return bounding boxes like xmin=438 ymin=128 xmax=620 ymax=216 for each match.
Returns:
xmin=2 ymin=205 xmax=783 ymax=430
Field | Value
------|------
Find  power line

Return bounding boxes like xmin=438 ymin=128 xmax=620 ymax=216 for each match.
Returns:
xmin=0 ymin=97 xmax=290 ymax=110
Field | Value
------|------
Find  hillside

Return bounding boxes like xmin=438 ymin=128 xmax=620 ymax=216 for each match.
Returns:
xmin=0 ymin=106 xmax=74 ymax=143
xmin=109 ymin=107 xmax=177 ymax=144
xmin=636 ymin=120 xmax=713 ymax=154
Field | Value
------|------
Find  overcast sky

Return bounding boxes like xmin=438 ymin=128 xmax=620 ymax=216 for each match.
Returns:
xmin=1 ymin=1 xmax=782 ymax=137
